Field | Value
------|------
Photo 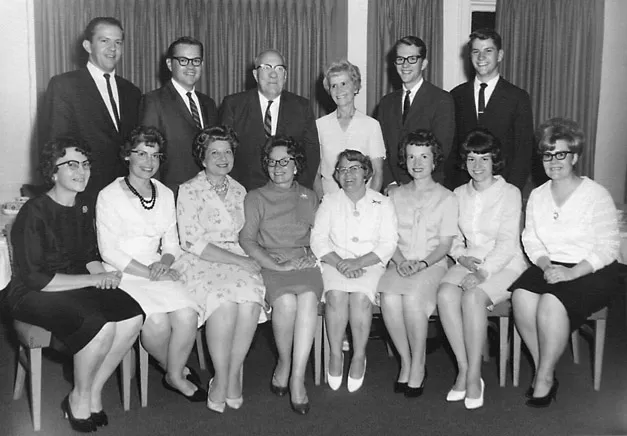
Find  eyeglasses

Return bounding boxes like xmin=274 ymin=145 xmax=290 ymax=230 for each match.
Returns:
xmin=130 ymin=150 xmax=166 ymax=161
xmin=541 ymin=151 xmax=574 ymax=162
xmin=55 ymin=160 xmax=91 ymax=171
xmin=266 ymin=157 xmax=294 ymax=167
xmin=394 ymin=55 xmax=423 ymax=65
xmin=171 ymin=56 xmax=203 ymax=67
xmin=256 ymin=64 xmax=287 ymax=74
xmin=336 ymin=165 xmax=364 ymax=175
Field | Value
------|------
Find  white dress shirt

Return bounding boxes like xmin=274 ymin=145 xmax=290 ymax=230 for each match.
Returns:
xmin=473 ymin=75 xmax=500 ymax=117
xmin=87 ymin=61 xmax=120 ymax=130
xmin=401 ymin=78 xmax=424 ymax=110
xmin=171 ymin=79 xmax=204 ymax=128
xmin=258 ymin=92 xmax=281 ymax=135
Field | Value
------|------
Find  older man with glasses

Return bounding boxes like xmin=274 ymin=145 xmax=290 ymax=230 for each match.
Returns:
xmin=141 ymin=36 xmax=218 ymax=196
xmin=219 ymin=49 xmax=319 ymax=191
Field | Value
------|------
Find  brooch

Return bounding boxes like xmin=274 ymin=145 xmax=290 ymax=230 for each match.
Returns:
xmin=300 ymin=193 xmax=308 ymax=199
xmin=82 ymin=206 xmax=88 ymax=213
xmin=372 ymin=200 xmax=381 ymax=205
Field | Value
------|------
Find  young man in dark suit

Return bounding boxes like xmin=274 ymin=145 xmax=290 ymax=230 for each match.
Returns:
xmin=141 ymin=37 xmax=218 ymax=195
xmin=377 ymin=36 xmax=455 ymax=190
xmin=448 ymin=28 xmax=534 ymax=190
xmin=41 ymin=17 xmax=141 ymax=196
xmin=219 ymin=49 xmax=319 ymax=191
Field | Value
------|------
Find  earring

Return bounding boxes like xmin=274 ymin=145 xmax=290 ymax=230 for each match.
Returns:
xmin=293 ymin=169 xmax=297 ymax=175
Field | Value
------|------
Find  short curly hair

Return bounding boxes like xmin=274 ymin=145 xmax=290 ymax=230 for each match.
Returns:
xmin=333 ymin=149 xmax=374 ymax=185
xmin=323 ymin=59 xmax=362 ymax=94
xmin=39 ymin=137 xmax=92 ymax=187
xmin=120 ymin=126 xmax=166 ymax=162
xmin=536 ymin=117 xmax=585 ymax=155
xmin=192 ymin=125 xmax=239 ymax=168
xmin=459 ymin=128 xmax=505 ymax=174
xmin=397 ymin=129 xmax=444 ymax=172
xmin=260 ymin=136 xmax=307 ymax=179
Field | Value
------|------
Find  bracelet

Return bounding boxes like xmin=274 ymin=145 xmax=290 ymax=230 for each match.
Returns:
xmin=419 ymin=260 xmax=429 ymax=269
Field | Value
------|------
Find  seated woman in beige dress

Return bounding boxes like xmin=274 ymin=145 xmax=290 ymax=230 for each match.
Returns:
xmin=377 ymin=130 xmax=457 ymax=398
xmin=240 ymin=136 xmax=323 ymax=415
xmin=175 ymin=126 xmax=266 ymax=413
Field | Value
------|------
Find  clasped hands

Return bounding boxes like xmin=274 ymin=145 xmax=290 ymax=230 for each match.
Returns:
xmin=94 ymin=271 xmax=122 ymax=289
xmin=543 ymin=264 xmax=575 ymax=284
xmin=458 ymin=256 xmax=487 ymax=292
xmin=147 ymin=261 xmax=181 ymax=281
xmin=271 ymin=253 xmax=317 ymax=272
xmin=336 ymin=258 xmax=365 ymax=278
xmin=395 ymin=259 xmax=426 ymax=277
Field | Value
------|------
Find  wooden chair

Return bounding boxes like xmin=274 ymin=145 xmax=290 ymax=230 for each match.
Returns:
xmin=483 ymin=300 xmax=512 ymax=387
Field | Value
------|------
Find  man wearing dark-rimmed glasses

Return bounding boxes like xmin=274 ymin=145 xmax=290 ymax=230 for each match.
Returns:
xmin=220 ymin=49 xmax=319 ymax=191
xmin=377 ymin=35 xmax=455 ymax=191
xmin=141 ymin=36 xmax=218 ymax=195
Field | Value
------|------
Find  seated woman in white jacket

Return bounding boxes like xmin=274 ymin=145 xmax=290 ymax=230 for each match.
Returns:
xmin=96 ymin=126 xmax=205 ymax=402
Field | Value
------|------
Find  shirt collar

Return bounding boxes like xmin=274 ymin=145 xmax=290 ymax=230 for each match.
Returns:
xmin=171 ymin=78 xmax=196 ymax=99
xmin=258 ymin=91 xmax=282 ymax=106
xmin=474 ymin=74 xmax=500 ymax=90
xmin=87 ymin=61 xmax=115 ymax=80
xmin=402 ymin=78 xmax=424 ymax=96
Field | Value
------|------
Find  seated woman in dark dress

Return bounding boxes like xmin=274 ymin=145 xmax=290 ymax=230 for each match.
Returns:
xmin=240 ymin=136 xmax=323 ymax=415
xmin=4 ymin=137 xmax=144 ymax=433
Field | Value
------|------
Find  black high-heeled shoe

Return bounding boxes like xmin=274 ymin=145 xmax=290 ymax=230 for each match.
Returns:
xmin=270 ymin=373 xmax=289 ymax=397
xmin=404 ymin=369 xmax=428 ymax=398
xmin=394 ymin=381 xmax=408 ymax=394
xmin=162 ymin=376 xmax=208 ymax=402
xmin=91 ymin=410 xmax=108 ymax=427
xmin=290 ymin=395 xmax=310 ymax=415
xmin=526 ymin=378 xmax=559 ymax=408
xmin=61 ymin=396 xmax=96 ymax=433
xmin=524 ymin=385 xmax=534 ymax=399
xmin=185 ymin=367 xmax=202 ymax=386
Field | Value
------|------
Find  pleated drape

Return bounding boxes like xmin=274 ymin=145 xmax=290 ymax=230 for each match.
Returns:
xmin=496 ymin=0 xmax=604 ymax=179
xmin=366 ymin=0 xmax=443 ymax=116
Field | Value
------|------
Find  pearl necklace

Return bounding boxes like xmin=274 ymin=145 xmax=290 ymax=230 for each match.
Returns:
xmin=124 ymin=177 xmax=156 ymax=210
xmin=208 ymin=177 xmax=229 ymax=196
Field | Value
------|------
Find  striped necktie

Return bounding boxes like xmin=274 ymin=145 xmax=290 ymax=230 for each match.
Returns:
xmin=186 ymin=92 xmax=202 ymax=129
xmin=103 ymin=73 xmax=120 ymax=131
xmin=264 ymin=100 xmax=274 ymax=138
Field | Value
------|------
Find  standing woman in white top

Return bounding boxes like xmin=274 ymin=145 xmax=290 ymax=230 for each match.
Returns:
xmin=511 ymin=118 xmax=621 ymax=408
xmin=437 ymin=129 xmax=527 ymax=410
xmin=311 ymin=150 xmax=398 ymax=392
xmin=314 ymin=60 xmax=386 ymax=197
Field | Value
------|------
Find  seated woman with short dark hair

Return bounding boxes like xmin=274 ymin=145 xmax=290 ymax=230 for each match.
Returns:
xmin=5 ymin=137 xmax=144 ymax=433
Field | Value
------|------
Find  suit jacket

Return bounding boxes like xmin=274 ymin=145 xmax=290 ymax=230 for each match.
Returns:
xmin=448 ymin=77 xmax=534 ymax=190
xmin=377 ymin=80 xmax=455 ymax=187
xmin=219 ymin=88 xmax=319 ymax=191
xmin=140 ymin=80 xmax=218 ymax=194
xmin=41 ymin=68 xmax=141 ymax=196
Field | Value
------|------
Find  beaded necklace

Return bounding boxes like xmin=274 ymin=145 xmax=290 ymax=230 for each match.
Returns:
xmin=124 ymin=177 xmax=156 ymax=210
xmin=208 ymin=176 xmax=229 ymax=196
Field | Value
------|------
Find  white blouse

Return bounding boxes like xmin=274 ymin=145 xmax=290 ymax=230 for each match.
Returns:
xmin=522 ymin=177 xmax=620 ymax=271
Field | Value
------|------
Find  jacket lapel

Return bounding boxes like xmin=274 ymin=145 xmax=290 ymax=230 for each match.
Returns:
xmin=81 ymin=69 xmax=118 ymax=133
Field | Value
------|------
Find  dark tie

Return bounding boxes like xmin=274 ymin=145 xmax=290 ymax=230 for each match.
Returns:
xmin=264 ymin=100 xmax=274 ymax=138
xmin=186 ymin=92 xmax=202 ymax=129
xmin=478 ymin=83 xmax=488 ymax=119
xmin=402 ymin=90 xmax=411 ymax=123
xmin=103 ymin=73 xmax=120 ymax=131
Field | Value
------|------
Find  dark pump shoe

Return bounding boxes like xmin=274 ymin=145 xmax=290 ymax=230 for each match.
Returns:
xmin=61 ymin=395 xmax=96 ymax=433
xmin=162 ymin=376 xmax=208 ymax=402
xmin=185 ymin=367 xmax=202 ymax=386
xmin=91 ymin=410 xmax=109 ymax=427
xmin=291 ymin=397 xmax=310 ymax=415
xmin=270 ymin=373 xmax=289 ymax=397
xmin=405 ymin=369 xmax=427 ymax=398
xmin=526 ymin=378 xmax=559 ymax=408
xmin=394 ymin=382 xmax=408 ymax=394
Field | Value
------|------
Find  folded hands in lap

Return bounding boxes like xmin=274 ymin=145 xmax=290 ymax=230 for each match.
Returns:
xmin=543 ymin=265 xmax=575 ymax=284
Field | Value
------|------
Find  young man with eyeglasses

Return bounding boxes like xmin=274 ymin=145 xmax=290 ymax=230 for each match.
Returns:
xmin=140 ymin=36 xmax=218 ymax=196
xmin=219 ymin=49 xmax=319 ymax=191
xmin=447 ymin=28 xmax=533 ymax=191
xmin=41 ymin=17 xmax=141 ymax=197
xmin=377 ymin=36 xmax=455 ymax=191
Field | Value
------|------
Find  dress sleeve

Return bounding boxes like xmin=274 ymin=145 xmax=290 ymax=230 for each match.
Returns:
xmin=176 ymin=182 xmax=214 ymax=256
xmin=521 ymin=190 xmax=549 ymax=265
xmin=481 ymin=186 xmax=523 ymax=277
xmin=96 ymin=189 xmax=133 ymax=271
xmin=369 ymin=120 xmax=387 ymax=159
xmin=239 ymin=191 xmax=263 ymax=253
xmin=310 ymin=195 xmax=333 ymax=259
xmin=448 ymin=190 xmax=466 ymax=260
xmin=160 ymin=189 xmax=182 ymax=258
xmin=372 ymin=197 xmax=398 ymax=264
xmin=11 ymin=203 xmax=55 ymax=290
xmin=585 ymin=187 xmax=620 ymax=270
xmin=439 ymin=194 xmax=459 ymax=238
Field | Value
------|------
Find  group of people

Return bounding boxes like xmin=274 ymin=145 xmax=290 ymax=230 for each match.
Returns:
xmin=2 ymin=15 xmax=623 ymax=434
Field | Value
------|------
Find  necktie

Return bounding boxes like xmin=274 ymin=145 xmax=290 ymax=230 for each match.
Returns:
xmin=186 ymin=92 xmax=202 ymax=129
xmin=264 ymin=100 xmax=274 ymax=138
xmin=402 ymin=90 xmax=411 ymax=124
xmin=478 ymin=83 xmax=488 ymax=119
xmin=103 ymin=73 xmax=120 ymax=131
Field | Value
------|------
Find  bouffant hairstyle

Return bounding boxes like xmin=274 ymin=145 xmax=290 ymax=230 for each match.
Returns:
xmin=459 ymin=128 xmax=505 ymax=174
xmin=323 ymin=60 xmax=362 ymax=94
xmin=260 ymin=135 xmax=307 ymax=178
xmin=192 ymin=125 xmax=239 ymax=168
xmin=536 ymin=117 xmax=585 ymax=155
xmin=39 ymin=136 xmax=92 ymax=187
xmin=333 ymin=149 xmax=374 ymax=184
xmin=397 ymin=129 xmax=444 ymax=172
xmin=120 ymin=126 xmax=167 ymax=162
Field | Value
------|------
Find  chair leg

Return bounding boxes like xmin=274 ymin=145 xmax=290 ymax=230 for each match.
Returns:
xmin=139 ymin=342 xmax=149 ymax=407
xmin=512 ymin=326 xmax=521 ymax=387
xmin=482 ymin=329 xmax=490 ymax=362
xmin=385 ymin=340 xmax=394 ymax=358
xmin=29 ymin=348 xmax=42 ymax=432
xmin=499 ymin=317 xmax=509 ymax=387
xmin=323 ymin=319 xmax=330 ymax=384
xmin=121 ymin=349 xmax=132 ymax=411
xmin=196 ymin=329 xmax=206 ymax=371
xmin=314 ymin=314 xmax=322 ymax=386
xmin=593 ymin=319 xmax=606 ymax=391
xmin=13 ymin=345 xmax=26 ymax=400
xmin=571 ymin=330 xmax=580 ymax=364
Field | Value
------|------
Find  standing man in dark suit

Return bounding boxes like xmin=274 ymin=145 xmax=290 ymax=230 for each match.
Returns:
xmin=448 ymin=28 xmax=534 ymax=190
xmin=219 ymin=49 xmax=319 ymax=191
xmin=377 ymin=36 xmax=455 ymax=189
xmin=41 ymin=17 xmax=141 ymax=196
xmin=141 ymin=37 xmax=218 ymax=194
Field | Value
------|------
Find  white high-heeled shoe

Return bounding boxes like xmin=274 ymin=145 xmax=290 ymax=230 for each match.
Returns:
xmin=207 ymin=378 xmax=226 ymax=414
xmin=347 ymin=358 xmax=367 ymax=393
xmin=464 ymin=379 xmax=484 ymax=410
xmin=446 ymin=388 xmax=466 ymax=402
xmin=327 ymin=354 xmax=344 ymax=391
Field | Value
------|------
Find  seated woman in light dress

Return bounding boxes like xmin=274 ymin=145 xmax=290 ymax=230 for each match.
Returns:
xmin=96 ymin=126 xmax=205 ymax=402
xmin=315 ymin=60 xmax=386 ymax=196
xmin=240 ymin=136 xmax=323 ymax=415
xmin=511 ymin=118 xmax=622 ymax=408
xmin=437 ymin=129 xmax=527 ymax=410
xmin=377 ymin=130 xmax=457 ymax=398
xmin=311 ymin=149 xmax=397 ymax=393
xmin=175 ymin=125 xmax=266 ymax=413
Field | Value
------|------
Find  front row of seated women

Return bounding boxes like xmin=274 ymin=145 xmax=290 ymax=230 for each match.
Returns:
xmin=5 ymin=117 xmax=622 ymax=432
